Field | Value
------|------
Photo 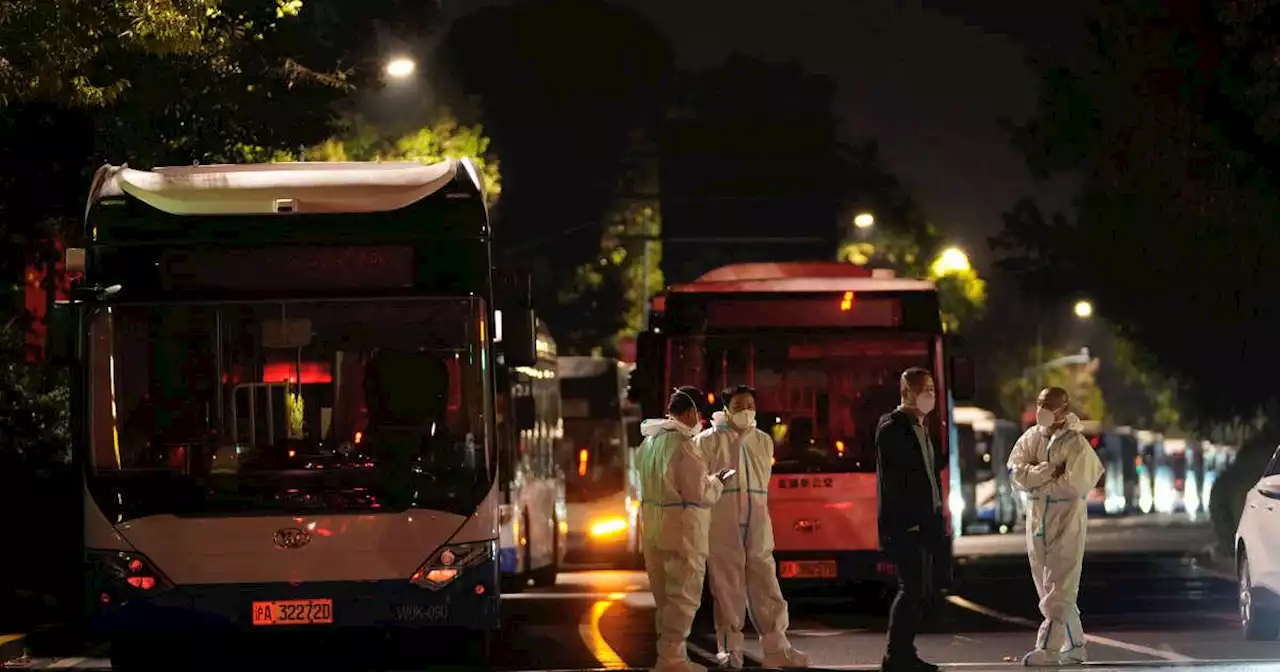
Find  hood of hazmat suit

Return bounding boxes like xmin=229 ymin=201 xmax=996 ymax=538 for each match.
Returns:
xmin=1007 ymin=413 xmax=1105 ymax=665
xmin=695 ymin=412 xmax=808 ymax=668
xmin=637 ymin=418 xmax=723 ymax=672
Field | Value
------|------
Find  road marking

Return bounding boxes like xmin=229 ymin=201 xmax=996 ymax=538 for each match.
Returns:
xmin=47 ymin=657 xmax=87 ymax=668
xmin=577 ymin=593 xmax=629 ymax=669
xmin=946 ymin=595 xmax=1195 ymax=663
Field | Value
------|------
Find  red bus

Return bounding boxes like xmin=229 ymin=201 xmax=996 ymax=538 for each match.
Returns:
xmin=630 ymin=262 xmax=973 ymax=593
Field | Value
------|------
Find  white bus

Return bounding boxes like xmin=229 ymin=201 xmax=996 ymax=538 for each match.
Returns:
xmin=496 ymin=319 xmax=568 ymax=589
xmin=52 ymin=159 xmax=538 ymax=668
xmin=558 ymin=356 xmax=642 ymax=567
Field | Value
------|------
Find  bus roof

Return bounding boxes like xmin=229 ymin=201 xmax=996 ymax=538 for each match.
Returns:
xmin=669 ymin=262 xmax=935 ymax=294
xmin=87 ymin=158 xmax=482 ymax=217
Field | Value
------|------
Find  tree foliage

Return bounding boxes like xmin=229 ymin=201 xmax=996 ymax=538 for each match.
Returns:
xmin=243 ymin=114 xmax=503 ymax=209
xmin=0 ymin=0 xmax=325 ymax=108
xmin=997 ymin=345 xmax=1105 ymax=423
xmin=993 ymin=0 xmax=1280 ymax=423
xmin=839 ymin=220 xmax=986 ymax=332
xmin=561 ymin=199 xmax=662 ymax=353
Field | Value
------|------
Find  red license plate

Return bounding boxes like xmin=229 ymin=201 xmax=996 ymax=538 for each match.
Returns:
xmin=779 ymin=560 xmax=837 ymax=579
xmin=251 ymin=599 xmax=334 ymax=626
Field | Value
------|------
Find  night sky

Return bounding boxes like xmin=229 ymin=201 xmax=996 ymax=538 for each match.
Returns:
xmin=440 ymin=0 xmax=1092 ymax=270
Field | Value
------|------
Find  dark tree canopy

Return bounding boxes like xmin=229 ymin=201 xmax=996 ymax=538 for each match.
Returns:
xmin=993 ymin=0 xmax=1280 ymax=423
xmin=435 ymin=0 xmax=675 ymax=351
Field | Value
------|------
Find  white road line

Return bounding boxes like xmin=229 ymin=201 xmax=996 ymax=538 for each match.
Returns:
xmin=946 ymin=595 xmax=1195 ymax=663
xmin=45 ymin=657 xmax=87 ymax=669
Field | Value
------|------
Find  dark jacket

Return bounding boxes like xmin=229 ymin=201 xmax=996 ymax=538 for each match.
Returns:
xmin=875 ymin=408 xmax=945 ymax=543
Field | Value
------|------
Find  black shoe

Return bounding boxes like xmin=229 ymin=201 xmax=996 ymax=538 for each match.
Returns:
xmin=882 ymin=655 xmax=940 ymax=672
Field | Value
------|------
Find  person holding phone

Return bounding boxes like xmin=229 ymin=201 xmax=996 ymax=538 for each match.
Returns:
xmin=636 ymin=386 xmax=726 ymax=672
xmin=697 ymin=384 xmax=809 ymax=669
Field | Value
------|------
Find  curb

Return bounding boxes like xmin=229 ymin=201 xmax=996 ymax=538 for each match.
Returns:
xmin=0 ymin=632 xmax=29 ymax=666
xmin=1192 ymin=544 xmax=1236 ymax=582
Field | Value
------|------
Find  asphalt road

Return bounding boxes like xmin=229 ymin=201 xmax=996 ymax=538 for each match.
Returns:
xmin=5 ymin=515 xmax=1276 ymax=671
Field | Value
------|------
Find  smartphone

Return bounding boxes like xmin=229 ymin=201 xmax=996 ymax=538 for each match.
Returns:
xmin=717 ymin=468 xmax=737 ymax=482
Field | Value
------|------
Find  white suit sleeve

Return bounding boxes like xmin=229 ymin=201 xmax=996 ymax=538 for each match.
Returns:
xmin=1007 ymin=431 xmax=1056 ymax=492
xmin=1042 ymin=436 xmax=1105 ymax=500
xmin=674 ymin=437 xmax=724 ymax=508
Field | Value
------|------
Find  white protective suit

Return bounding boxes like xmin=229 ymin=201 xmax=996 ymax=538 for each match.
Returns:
xmin=637 ymin=417 xmax=725 ymax=672
xmin=1007 ymin=413 xmax=1105 ymax=665
xmin=697 ymin=412 xmax=808 ymax=669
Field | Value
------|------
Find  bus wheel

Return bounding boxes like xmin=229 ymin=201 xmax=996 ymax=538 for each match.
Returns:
xmin=531 ymin=514 xmax=560 ymax=587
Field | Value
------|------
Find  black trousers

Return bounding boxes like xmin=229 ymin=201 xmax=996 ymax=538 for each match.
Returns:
xmin=883 ymin=532 xmax=935 ymax=660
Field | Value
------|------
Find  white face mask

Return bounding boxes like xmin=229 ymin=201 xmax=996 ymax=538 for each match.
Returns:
xmin=1036 ymin=407 xmax=1058 ymax=429
xmin=731 ymin=409 xmax=757 ymax=428
xmin=914 ymin=393 xmax=936 ymax=415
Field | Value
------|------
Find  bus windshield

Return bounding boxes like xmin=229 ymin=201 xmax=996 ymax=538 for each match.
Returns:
xmin=563 ymin=418 xmax=627 ymax=502
xmin=675 ymin=334 xmax=941 ymax=474
xmin=86 ymin=297 xmax=491 ymax=518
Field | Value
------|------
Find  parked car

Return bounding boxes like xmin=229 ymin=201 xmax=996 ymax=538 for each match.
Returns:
xmin=1236 ymin=446 xmax=1280 ymax=640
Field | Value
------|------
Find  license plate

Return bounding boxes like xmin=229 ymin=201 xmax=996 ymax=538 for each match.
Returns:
xmin=779 ymin=560 xmax=837 ymax=579
xmin=251 ymin=599 xmax=334 ymax=626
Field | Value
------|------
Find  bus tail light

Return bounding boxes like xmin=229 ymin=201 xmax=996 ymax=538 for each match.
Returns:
xmin=410 ymin=540 xmax=493 ymax=591
xmin=87 ymin=550 xmax=173 ymax=602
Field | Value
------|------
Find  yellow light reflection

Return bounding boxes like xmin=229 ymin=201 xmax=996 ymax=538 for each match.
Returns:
xmin=582 ymin=599 xmax=627 ymax=669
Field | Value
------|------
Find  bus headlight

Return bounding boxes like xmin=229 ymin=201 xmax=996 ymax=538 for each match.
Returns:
xmin=86 ymin=549 xmax=173 ymax=604
xmin=589 ymin=517 xmax=628 ymax=539
xmin=411 ymin=540 xmax=493 ymax=590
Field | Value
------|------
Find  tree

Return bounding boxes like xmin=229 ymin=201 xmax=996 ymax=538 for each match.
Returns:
xmin=239 ymin=114 xmax=502 ymax=209
xmin=839 ymin=216 xmax=987 ymax=333
xmin=993 ymin=0 xmax=1280 ymax=424
xmin=434 ymin=0 xmax=675 ymax=351
xmin=996 ymin=345 xmax=1105 ymax=423
xmin=560 ymin=198 xmax=661 ymax=353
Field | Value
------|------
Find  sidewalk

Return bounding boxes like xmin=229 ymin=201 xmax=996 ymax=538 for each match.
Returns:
xmin=955 ymin=512 xmax=1216 ymax=558
xmin=0 ymin=589 xmax=67 ymax=667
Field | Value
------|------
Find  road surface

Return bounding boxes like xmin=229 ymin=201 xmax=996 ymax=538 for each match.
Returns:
xmin=3 ymin=515 xmax=1271 ymax=670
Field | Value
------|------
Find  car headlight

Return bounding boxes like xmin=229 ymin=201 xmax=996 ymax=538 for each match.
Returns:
xmin=410 ymin=540 xmax=493 ymax=590
xmin=589 ymin=516 xmax=628 ymax=538
xmin=86 ymin=549 xmax=173 ymax=605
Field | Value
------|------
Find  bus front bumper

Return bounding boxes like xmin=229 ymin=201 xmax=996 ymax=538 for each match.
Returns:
xmin=774 ymin=543 xmax=955 ymax=591
xmin=89 ymin=560 xmax=500 ymax=635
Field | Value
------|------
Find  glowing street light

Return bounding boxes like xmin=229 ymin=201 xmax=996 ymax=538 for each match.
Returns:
xmin=854 ymin=212 xmax=875 ymax=229
xmin=1074 ymin=299 xmax=1094 ymax=319
xmin=384 ymin=56 xmax=417 ymax=80
xmin=932 ymin=246 xmax=971 ymax=275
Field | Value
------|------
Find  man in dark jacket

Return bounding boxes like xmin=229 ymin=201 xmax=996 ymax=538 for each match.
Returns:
xmin=875 ymin=367 xmax=943 ymax=672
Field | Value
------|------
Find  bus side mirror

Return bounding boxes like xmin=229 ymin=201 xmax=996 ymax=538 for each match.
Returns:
xmin=48 ymin=302 xmax=78 ymax=365
xmin=950 ymin=355 xmax=975 ymax=402
xmin=513 ymin=396 xmax=536 ymax=432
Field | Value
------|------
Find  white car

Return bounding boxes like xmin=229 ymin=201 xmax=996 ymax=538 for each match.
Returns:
xmin=1236 ymin=446 xmax=1280 ymax=640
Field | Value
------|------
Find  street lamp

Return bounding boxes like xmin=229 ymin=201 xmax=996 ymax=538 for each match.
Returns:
xmin=1074 ymin=299 xmax=1093 ymax=319
xmin=854 ymin=212 xmax=875 ymax=229
xmin=932 ymin=246 xmax=971 ymax=275
xmin=384 ymin=56 xmax=417 ymax=80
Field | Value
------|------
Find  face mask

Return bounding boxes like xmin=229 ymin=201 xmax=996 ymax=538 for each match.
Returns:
xmin=1036 ymin=408 xmax=1058 ymax=428
xmin=914 ymin=393 xmax=936 ymax=415
xmin=731 ymin=409 xmax=757 ymax=428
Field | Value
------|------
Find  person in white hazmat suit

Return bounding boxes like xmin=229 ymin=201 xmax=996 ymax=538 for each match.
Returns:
xmin=637 ymin=386 xmax=729 ymax=672
xmin=698 ymin=385 xmax=810 ymax=669
xmin=1007 ymin=386 xmax=1105 ymax=666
